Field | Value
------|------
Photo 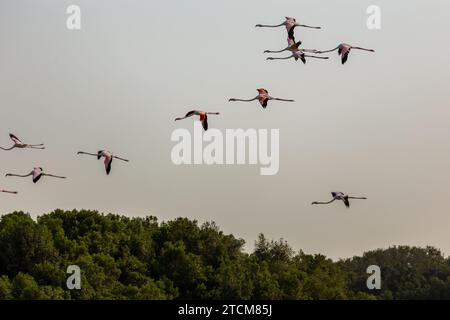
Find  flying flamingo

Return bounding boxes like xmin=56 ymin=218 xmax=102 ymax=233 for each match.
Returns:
xmin=77 ymin=150 xmax=129 ymax=175
xmin=266 ymin=49 xmax=329 ymax=64
xmin=174 ymin=110 xmax=220 ymax=131
xmin=6 ymin=167 xmax=66 ymax=183
xmin=1 ymin=189 xmax=18 ymax=194
xmin=255 ymin=17 xmax=321 ymax=41
xmin=313 ymin=43 xmax=375 ymax=64
xmin=264 ymin=37 xmax=303 ymax=54
xmin=229 ymin=88 xmax=294 ymax=109
xmin=312 ymin=192 xmax=367 ymax=208
xmin=0 ymin=133 xmax=45 ymax=151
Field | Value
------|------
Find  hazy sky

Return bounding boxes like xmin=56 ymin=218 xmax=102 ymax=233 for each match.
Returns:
xmin=1 ymin=0 xmax=450 ymax=260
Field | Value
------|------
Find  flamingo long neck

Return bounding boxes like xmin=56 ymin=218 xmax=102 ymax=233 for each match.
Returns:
xmin=9 ymin=173 xmax=30 ymax=177
xmin=266 ymin=48 xmax=288 ymax=53
xmin=258 ymin=23 xmax=285 ymax=28
xmin=320 ymin=46 xmax=341 ymax=54
xmin=234 ymin=98 xmax=256 ymax=102
xmin=80 ymin=152 xmax=98 ymax=157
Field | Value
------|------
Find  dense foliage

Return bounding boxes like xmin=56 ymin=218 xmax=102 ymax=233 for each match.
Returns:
xmin=0 ymin=210 xmax=448 ymax=300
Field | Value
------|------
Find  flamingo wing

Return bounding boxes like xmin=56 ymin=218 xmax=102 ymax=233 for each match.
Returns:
xmin=185 ymin=110 xmax=199 ymax=118
xmin=32 ymin=169 xmax=42 ymax=183
xmin=287 ymin=27 xmax=295 ymax=41
xmin=9 ymin=134 xmax=22 ymax=144
xmin=202 ymin=116 xmax=208 ymax=131
xmin=343 ymin=197 xmax=350 ymax=208
xmin=259 ymin=97 xmax=269 ymax=109
xmin=104 ymin=155 xmax=113 ymax=175
xmin=341 ymin=51 xmax=349 ymax=64
xmin=299 ymin=53 xmax=306 ymax=64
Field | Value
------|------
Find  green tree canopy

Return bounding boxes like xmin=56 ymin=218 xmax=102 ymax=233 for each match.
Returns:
xmin=0 ymin=210 xmax=448 ymax=300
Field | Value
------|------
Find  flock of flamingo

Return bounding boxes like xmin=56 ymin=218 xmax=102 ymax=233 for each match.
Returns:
xmin=1 ymin=16 xmax=374 ymax=208
xmin=1 ymin=133 xmax=129 ymax=188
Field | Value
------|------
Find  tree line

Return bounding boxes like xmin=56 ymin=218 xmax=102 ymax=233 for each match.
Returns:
xmin=0 ymin=210 xmax=449 ymax=299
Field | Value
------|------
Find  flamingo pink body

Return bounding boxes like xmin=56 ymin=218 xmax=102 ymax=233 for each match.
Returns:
xmin=285 ymin=17 xmax=296 ymax=39
xmin=257 ymin=88 xmax=270 ymax=107
xmin=32 ymin=167 xmax=43 ymax=183
xmin=174 ymin=110 xmax=220 ymax=131
xmin=100 ymin=151 xmax=114 ymax=174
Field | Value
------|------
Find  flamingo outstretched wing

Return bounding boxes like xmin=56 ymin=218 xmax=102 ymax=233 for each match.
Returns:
xmin=9 ymin=134 xmax=22 ymax=144
xmin=32 ymin=169 xmax=43 ymax=183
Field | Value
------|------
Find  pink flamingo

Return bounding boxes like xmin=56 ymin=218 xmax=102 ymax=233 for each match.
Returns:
xmin=256 ymin=17 xmax=321 ymax=41
xmin=0 ymin=133 xmax=45 ymax=151
xmin=77 ymin=150 xmax=129 ymax=175
xmin=229 ymin=88 xmax=294 ymax=109
xmin=264 ymin=37 xmax=322 ymax=55
xmin=314 ymin=43 xmax=375 ymax=64
xmin=266 ymin=49 xmax=329 ymax=64
xmin=175 ymin=110 xmax=220 ymax=131
xmin=6 ymin=167 xmax=66 ymax=183
xmin=312 ymin=192 xmax=367 ymax=208
xmin=264 ymin=37 xmax=302 ymax=54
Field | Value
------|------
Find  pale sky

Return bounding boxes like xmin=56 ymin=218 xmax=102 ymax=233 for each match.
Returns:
xmin=1 ymin=0 xmax=450 ymax=260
